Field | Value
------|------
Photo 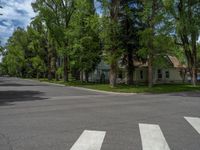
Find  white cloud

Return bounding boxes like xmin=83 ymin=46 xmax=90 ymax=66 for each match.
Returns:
xmin=0 ymin=0 xmax=36 ymax=45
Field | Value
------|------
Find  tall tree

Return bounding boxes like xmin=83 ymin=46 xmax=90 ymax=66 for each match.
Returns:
xmin=27 ymin=19 xmax=48 ymax=78
xmin=69 ymin=0 xmax=101 ymax=82
xmin=119 ymin=0 xmax=144 ymax=85
xmin=164 ymin=0 xmax=200 ymax=86
xmin=2 ymin=28 xmax=27 ymax=77
xmin=32 ymin=0 xmax=75 ymax=82
xmin=139 ymin=0 xmax=171 ymax=87
xmin=100 ymin=0 xmax=122 ymax=87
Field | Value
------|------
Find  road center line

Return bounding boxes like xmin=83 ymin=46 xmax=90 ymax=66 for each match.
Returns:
xmin=70 ymin=130 xmax=106 ymax=150
xmin=139 ymin=123 xmax=170 ymax=150
xmin=184 ymin=117 xmax=200 ymax=134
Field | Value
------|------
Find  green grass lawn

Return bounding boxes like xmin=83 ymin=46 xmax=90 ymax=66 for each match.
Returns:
xmin=38 ymin=78 xmax=200 ymax=94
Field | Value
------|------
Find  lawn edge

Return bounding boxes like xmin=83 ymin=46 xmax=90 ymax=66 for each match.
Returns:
xmin=21 ymin=78 xmax=200 ymax=94
xmin=69 ymin=86 xmax=137 ymax=95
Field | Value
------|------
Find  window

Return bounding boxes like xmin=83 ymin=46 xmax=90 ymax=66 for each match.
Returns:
xmin=140 ymin=70 xmax=143 ymax=79
xmin=165 ymin=71 xmax=170 ymax=78
xmin=157 ymin=69 xmax=162 ymax=79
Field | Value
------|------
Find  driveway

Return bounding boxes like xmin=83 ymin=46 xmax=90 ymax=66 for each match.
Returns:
xmin=0 ymin=77 xmax=200 ymax=150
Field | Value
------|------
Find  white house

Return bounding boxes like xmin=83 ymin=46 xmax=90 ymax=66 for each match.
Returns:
xmin=87 ymin=55 xmax=186 ymax=84
xmin=133 ymin=56 xmax=185 ymax=84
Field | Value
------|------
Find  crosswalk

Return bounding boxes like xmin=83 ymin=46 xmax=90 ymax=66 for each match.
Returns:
xmin=139 ymin=123 xmax=170 ymax=150
xmin=184 ymin=117 xmax=200 ymax=134
xmin=70 ymin=130 xmax=106 ymax=150
xmin=70 ymin=116 xmax=200 ymax=150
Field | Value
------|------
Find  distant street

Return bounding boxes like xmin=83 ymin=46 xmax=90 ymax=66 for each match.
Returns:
xmin=0 ymin=77 xmax=200 ymax=150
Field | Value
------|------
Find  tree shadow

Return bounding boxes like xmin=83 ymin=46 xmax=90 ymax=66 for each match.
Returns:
xmin=0 ymin=83 xmax=49 ymax=86
xmin=0 ymin=91 xmax=47 ymax=106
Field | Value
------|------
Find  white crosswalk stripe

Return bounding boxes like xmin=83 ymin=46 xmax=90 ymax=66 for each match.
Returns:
xmin=70 ymin=130 xmax=106 ymax=150
xmin=70 ymin=118 xmax=199 ymax=150
xmin=139 ymin=123 xmax=171 ymax=150
xmin=184 ymin=116 xmax=200 ymax=134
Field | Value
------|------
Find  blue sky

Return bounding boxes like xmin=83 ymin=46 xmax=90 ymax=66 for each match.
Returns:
xmin=0 ymin=0 xmax=102 ymax=46
xmin=0 ymin=0 xmax=36 ymax=45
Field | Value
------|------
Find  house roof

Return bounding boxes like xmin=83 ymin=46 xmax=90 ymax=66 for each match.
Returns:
xmin=133 ymin=60 xmax=148 ymax=68
xmin=134 ymin=55 xmax=186 ymax=68
xmin=167 ymin=56 xmax=185 ymax=68
xmin=167 ymin=56 xmax=186 ymax=68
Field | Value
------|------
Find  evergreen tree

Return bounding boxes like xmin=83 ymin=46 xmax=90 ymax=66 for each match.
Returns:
xmin=119 ymin=0 xmax=144 ymax=85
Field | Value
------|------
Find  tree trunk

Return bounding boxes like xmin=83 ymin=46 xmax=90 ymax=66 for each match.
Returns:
xmin=147 ymin=0 xmax=156 ymax=88
xmin=80 ymin=70 xmax=84 ymax=83
xmin=191 ymin=31 xmax=197 ymax=86
xmin=109 ymin=60 xmax=117 ymax=87
xmin=191 ymin=67 xmax=196 ymax=86
xmin=85 ymin=71 xmax=89 ymax=83
xmin=63 ymin=56 xmax=68 ymax=82
xmin=55 ymin=72 xmax=59 ymax=81
xmin=43 ymin=72 xmax=46 ymax=79
xmin=52 ymin=52 xmax=57 ymax=80
xmin=181 ymin=69 xmax=187 ymax=83
xmin=48 ymin=53 xmax=52 ymax=81
xmin=37 ymin=72 xmax=39 ymax=79
xmin=126 ymin=50 xmax=134 ymax=85
xmin=148 ymin=55 xmax=153 ymax=88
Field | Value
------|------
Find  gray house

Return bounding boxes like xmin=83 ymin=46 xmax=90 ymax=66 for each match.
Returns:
xmin=87 ymin=61 xmax=110 ymax=83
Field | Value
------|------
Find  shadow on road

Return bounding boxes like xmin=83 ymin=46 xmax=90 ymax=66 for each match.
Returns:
xmin=0 ymin=90 xmax=47 ymax=106
xmin=0 ymin=83 xmax=49 ymax=87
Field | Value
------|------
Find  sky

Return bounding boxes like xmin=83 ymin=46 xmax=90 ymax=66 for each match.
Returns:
xmin=0 ymin=0 xmax=36 ymax=45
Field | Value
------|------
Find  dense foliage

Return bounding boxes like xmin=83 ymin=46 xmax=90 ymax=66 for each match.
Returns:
xmin=0 ymin=0 xmax=200 ymax=87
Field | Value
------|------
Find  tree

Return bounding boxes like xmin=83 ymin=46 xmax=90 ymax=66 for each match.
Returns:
xmin=31 ymin=56 xmax=46 ymax=79
xmin=28 ymin=17 xmax=49 ymax=78
xmin=32 ymin=0 xmax=75 ymax=82
xmin=2 ymin=28 xmax=27 ymax=77
xmin=164 ymin=0 xmax=200 ymax=86
xmin=119 ymin=0 xmax=144 ymax=85
xmin=99 ymin=0 xmax=123 ymax=87
xmin=139 ymin=0 xmax=174 ymax=87
xmin=1 ymin=23 xmax=48 ymax=79
xmin=69 ymin=0 xmax=101 ymax=82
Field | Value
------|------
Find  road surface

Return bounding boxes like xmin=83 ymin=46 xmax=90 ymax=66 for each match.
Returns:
xmin=0 ymin=77 xmax=200 ymax=150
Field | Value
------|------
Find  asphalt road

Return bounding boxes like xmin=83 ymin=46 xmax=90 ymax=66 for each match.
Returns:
xmin=0 ymin=77 xmax=200 ymax=150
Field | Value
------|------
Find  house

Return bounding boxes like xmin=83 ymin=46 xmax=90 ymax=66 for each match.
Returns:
xmin=86 ymin=55 xmax=186 ymax=84
xmin=87 ymin=61 xmax=110 ymax=83
xmin=133 ymin=55 xmax=186 ymax=84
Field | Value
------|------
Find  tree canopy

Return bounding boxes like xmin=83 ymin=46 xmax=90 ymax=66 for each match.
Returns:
xmin=0 ymin=0 xmax=200 ymax=87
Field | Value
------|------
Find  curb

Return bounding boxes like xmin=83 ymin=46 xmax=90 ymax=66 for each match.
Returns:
xmin=40 ymin=81 xmax=66 ymax=87
xmin=22 ymin=78 xmax=65 ymax=87
xmin=21 ymin=78 xmax=137 ymax=95
xmin=69 ymin=86 xmax=137 ymax=95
